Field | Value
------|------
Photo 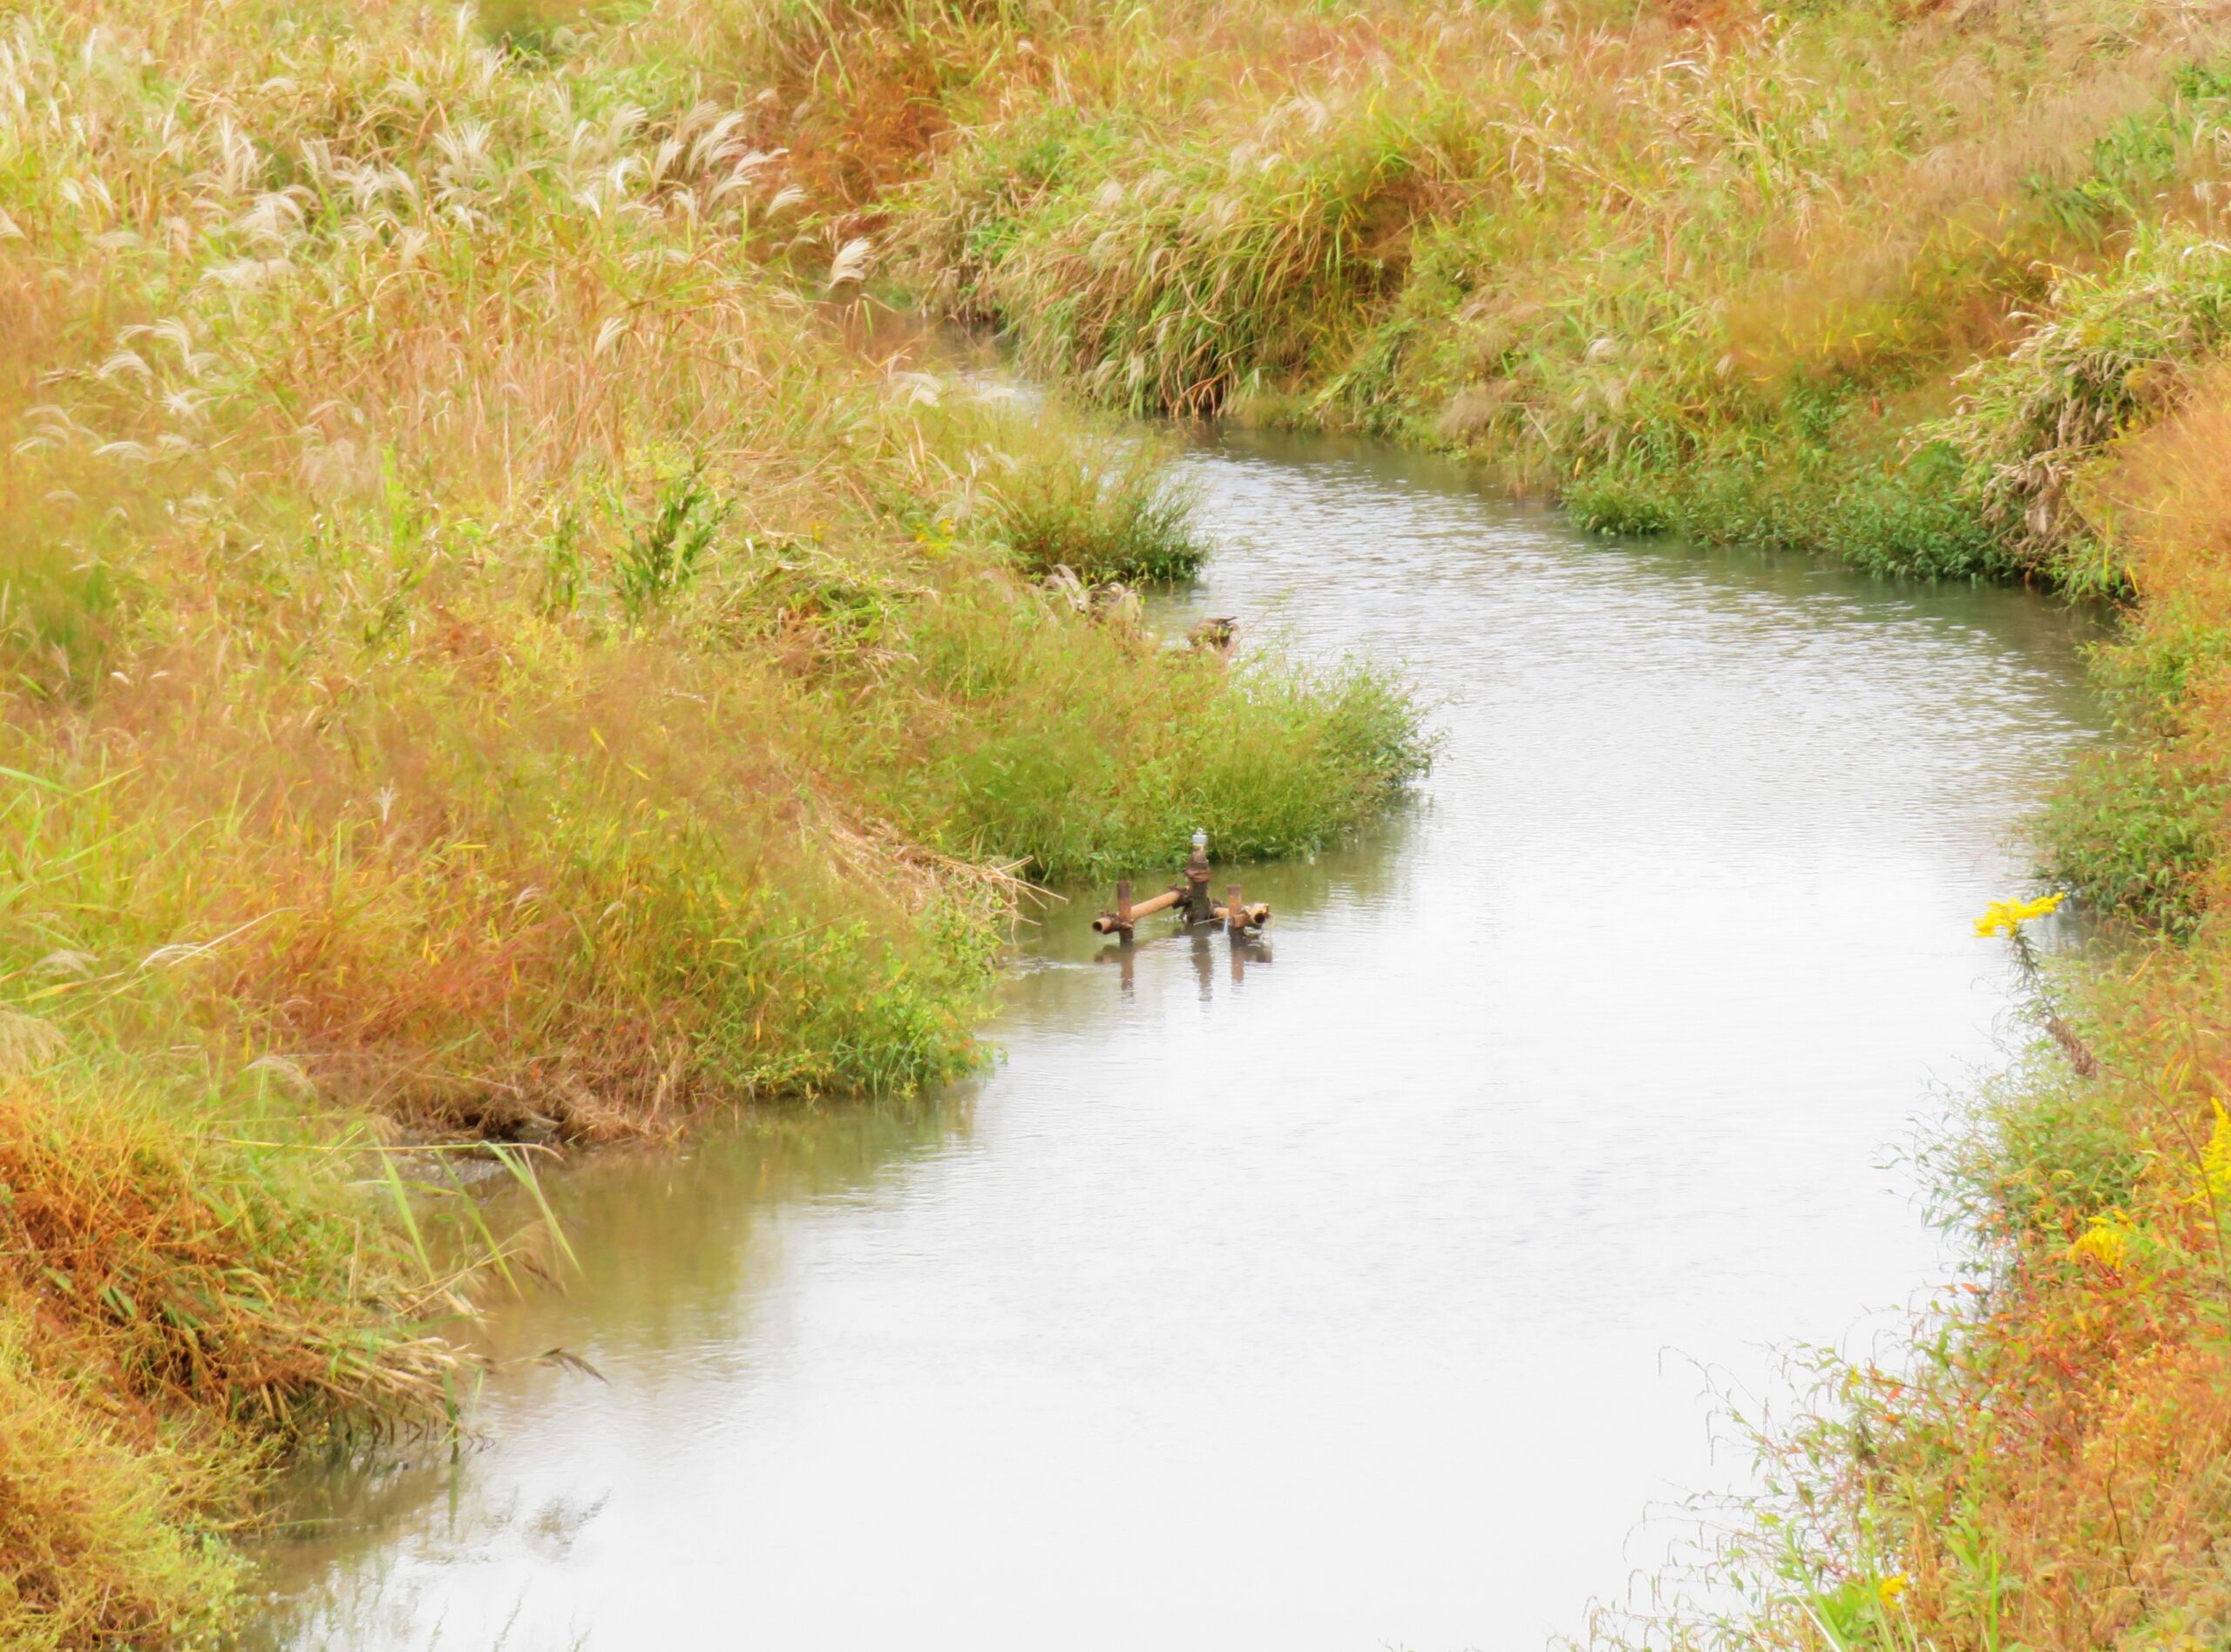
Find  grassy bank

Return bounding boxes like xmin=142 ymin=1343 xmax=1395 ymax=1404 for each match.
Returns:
xmin=1684 ymin=359 xmax=2231 ymax=1652
xmin=0 ymin=1 xmax=1427 ymax=1639
xmin=756 ymin=0 xmax=2231 ymax=587
xmin=1636 ymin=385 xmax=2231 ymax=1646
xmin=715 ymin=0 xmax=2231 ymax=1647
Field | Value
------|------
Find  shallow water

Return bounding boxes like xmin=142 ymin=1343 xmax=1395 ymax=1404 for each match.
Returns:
xmin=252 ymin=430 xmax=2102 ymax=1652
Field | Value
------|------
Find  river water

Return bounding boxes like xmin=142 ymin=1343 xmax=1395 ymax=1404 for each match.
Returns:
xmin=251 ymin=431 xmax=2101 ymax=1651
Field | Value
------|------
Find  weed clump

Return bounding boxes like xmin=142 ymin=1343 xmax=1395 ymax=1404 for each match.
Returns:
xmin=976 ymin=432 xmax=1207 ymax=584
xmin=2044 ymin=744 xmax=2223 ymax=929
xmin=1930 ymin=229 xmax=2231 ymax=586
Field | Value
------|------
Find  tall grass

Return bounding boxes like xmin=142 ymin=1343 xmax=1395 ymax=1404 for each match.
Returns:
xmin=873 ymin=0 xmax=2231 ymax=573
xmin=0 ymin=0 xmax=1427 ymax=1635
xmin=963 ymin=414 xmax=1208 ymax=583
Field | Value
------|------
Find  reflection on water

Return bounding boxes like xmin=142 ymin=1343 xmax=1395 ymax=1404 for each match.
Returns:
xmin=1097 ymin=929 xmax=1278 ymax=999
xmin=251 ymin=430 xmax=2103 ymax=1652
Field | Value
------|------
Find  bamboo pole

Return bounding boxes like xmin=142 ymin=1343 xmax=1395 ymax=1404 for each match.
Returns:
xmin=1092 ymin=885 xmax=1183 ymax=932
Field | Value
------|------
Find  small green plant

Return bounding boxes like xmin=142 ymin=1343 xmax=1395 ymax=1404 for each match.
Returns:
xmin=1564 ymin=471 xmax=1673 ymax=538
xmin=2043 ymin=746 xmax=2223 ymax=930
xmin=539 ymin=508 xmax=587 ymax=617
xmin=617 ymin=464 xmax=729 ymax=621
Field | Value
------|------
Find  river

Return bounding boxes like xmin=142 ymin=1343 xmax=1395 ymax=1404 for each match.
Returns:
xmin=248 ymin=429 xmax=2102 ymax=1651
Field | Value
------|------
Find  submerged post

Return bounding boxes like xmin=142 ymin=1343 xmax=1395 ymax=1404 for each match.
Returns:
xmin=1116 ymin=878 xmax=1133 ymax=932
xmin=1226 ymin=882 xmax=1244 ymax=935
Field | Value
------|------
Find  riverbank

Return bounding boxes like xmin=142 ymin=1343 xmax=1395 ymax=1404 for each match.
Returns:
xmin=1718 ymin=356 xmax=2231 ymax=1652
xmin=736 ymin=1 xmax=2231 ymax=1647
xmin=0 ymin=4 xmax=1428 ymax=1642
xmin=767 ymin=0 xmax=2231 ymax=593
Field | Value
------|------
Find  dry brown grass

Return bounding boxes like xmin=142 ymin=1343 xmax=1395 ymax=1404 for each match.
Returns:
xmin=0 ymin=1071 xmax=454 ymax=1430
xmin=2093 ymin=362 xmax=2231 ymax=604
xmin=0 ymin=1058 xmax=460 ymax=1648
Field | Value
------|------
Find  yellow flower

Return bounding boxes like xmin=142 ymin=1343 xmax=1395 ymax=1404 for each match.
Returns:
xmin=1974 ymin=890 xmax=2065 ymax=938
xmin=2070 ymin=1212 xmax=2133 ymax=1269
xmin=2203 ymin=1100 xmax=2231 ymax=1201
xmin=1877 ymin=1574 xmax=1908 ymax=1605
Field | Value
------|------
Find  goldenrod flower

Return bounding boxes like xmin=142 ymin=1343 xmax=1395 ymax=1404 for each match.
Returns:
xmin=1974 ymin=891 xmax=2065 ymax=938
xmin=2203 ymin=1100 xmax=2231 ymax=1201
xmin=2070 ymin=1212 xmax=2133 ymax=1269
xmin=1877 ymin=1574 xmax=1908 ymax=1605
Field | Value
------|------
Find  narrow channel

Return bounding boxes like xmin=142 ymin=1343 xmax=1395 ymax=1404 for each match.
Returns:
xmin=251 ymin=430 xmax=2102 ymax=1651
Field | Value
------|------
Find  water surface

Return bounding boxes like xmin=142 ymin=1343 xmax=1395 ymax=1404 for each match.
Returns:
xmin=255 ymin=430 xmax=2101 ymax=1651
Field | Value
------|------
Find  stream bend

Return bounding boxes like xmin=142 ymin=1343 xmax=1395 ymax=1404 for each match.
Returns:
xmin=254 ymin=430 xmax=2101 ymax=1652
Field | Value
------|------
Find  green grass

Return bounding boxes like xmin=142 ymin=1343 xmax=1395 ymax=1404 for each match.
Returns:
xmin=971 ymin=422 xmax=1209 ymax=583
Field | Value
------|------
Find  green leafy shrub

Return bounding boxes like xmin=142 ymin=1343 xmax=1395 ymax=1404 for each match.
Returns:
xmin=2044 ymin=745 xmax=2223 ymax=928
